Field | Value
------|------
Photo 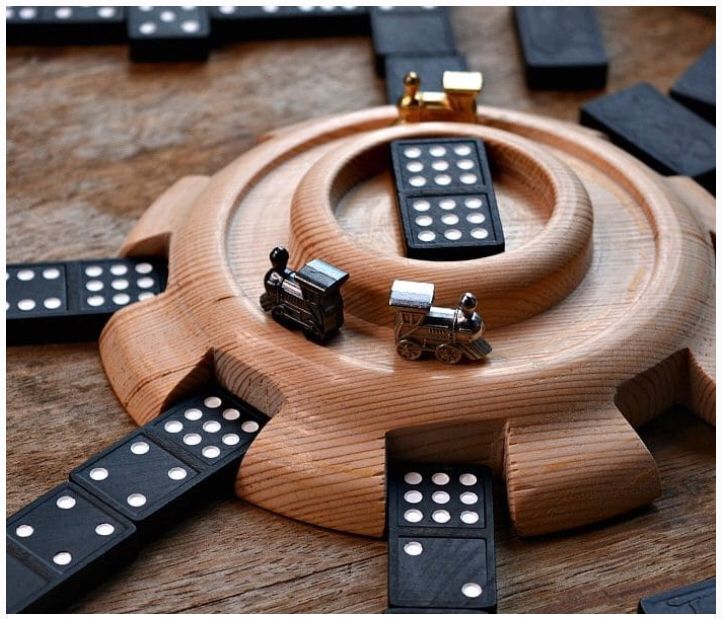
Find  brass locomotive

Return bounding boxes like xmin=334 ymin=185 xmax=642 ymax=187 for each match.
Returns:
xmin=389 ymin=279 xmax=492 ymax=364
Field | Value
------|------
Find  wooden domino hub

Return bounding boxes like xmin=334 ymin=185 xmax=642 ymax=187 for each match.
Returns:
xmin=100 ymin=102 xmax=715 ymax=539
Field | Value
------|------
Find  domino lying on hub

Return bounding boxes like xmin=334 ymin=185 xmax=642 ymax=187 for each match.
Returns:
xmin=391 ymin=137 xmax=505 ymax=261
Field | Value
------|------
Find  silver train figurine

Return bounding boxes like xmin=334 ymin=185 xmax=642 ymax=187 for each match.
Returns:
xmin=389 ymin=279 xmax=492 ymax=364
xmin=260 ymin=246 xmax=349 ymax=342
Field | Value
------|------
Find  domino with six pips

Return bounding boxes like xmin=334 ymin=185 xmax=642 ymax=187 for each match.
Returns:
xmin=390 ymin=137 xmax=505 ymax=261
xmin=6 ymin=387 xmax=268 ymax=613
xmin=386 ymin=461 xmax=497 ymax=612
xmin=6 ymin=257 xmax=167 ymax=345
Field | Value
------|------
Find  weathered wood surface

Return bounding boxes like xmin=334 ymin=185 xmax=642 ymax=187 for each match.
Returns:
xmin=7 ymin=7 xmax=715 ymax=614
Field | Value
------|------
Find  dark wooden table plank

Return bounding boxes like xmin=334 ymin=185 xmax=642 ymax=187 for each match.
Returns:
xmin=7 ymin=7 xmax=715 ymax=613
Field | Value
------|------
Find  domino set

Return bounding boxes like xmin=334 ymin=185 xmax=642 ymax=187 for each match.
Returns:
xmin=7 ymin=388 xmax=268 ymax=612
xmin=7 ymin=6 xmax=716 ymax=614
xmin=6 ymin=6 xmax=475 ymax=107
xmin=512 ymin=7 xmax=715 ymax=195
xmin=6 ymin=6 xmax=463 ymax=71
xmin=7 ymin=6 xmax=715 ymax=196
xmin=7 ymin=6 xmax=373 ymax=60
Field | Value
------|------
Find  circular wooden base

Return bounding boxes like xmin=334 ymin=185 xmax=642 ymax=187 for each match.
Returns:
xmin=100 ymin=105 xmax=715 ymax=537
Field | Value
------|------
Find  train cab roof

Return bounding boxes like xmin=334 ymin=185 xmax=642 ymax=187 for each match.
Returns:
xmin=296 ymin=259 xmax=349 ymax=294
xmin=389 ymin=280 xmax=435 ymax=312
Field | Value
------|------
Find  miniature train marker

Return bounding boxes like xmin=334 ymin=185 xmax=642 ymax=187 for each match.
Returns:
xmin=260 ymin=246 xmax=349 ymax=342
xmin=389 ymin=280 xmax=492 ymax=364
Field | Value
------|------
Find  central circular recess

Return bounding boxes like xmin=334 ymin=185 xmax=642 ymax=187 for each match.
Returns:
xmin=335 ymin=140 xmax=552 ymax=257
xmin=288 ymin=122 xmax=593 ymax=327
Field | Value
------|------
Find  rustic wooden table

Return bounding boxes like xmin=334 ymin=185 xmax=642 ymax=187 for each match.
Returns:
xmin=7 ymin=7 xmax=715 ymax=613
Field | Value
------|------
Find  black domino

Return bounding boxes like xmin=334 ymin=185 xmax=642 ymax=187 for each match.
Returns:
xmin=390 ymin=138 xmax=504 ymax=261
xmin=6 ymin=6 xmax=126 ymax=45
xmin=6 ymin=483 xmax=138 ymax=613
xmin=385 ymin=609 xmax=487 ymax=614
xmin=371 ymin=7 xmax=457 ymax=76
xmin=639 ymin=579 xmax=715 ymax=614
xmin=580 ymin=82 xmax=715 ymax=194
xmin=8 ymin=387 xmax=268 ymax=612
xmin=209 ymin=6 xmax=370 ymax=42
xmin=514 ymin=7 xmax=608 ymax=90
xmin=6 ymin=548 xmax=54 ymax=614
xmin=670 ymin=44 xmax=715 ymax=124
xmin=387 ymin=462 xmax=496 ymax=612
xmin=6 ymin=6 xmax=46 ymax=44
xmin=128 ymin=6 xmax=211 ymax=62
xmin=38 ymin=6 xmax=126 ymax=45
xmin=6 ymin=257 xmax=167 ymax=345
xmin=70 ymin=390 xmax=266 ymax=539
xmin=384 ymin=54 xmax=469 ymax=104
xmin=147 ymin=394 xmax=264 ymax=470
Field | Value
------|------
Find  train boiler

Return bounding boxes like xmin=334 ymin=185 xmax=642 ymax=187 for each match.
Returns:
xmin=389 ymin=279 xmax=492 ymax=364
xmin=260 ymin=246 xmax=349 ymax=342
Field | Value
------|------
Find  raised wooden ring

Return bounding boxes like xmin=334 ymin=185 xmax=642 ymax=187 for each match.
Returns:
xmin=101 ymin=105 xmax=715 ymax=537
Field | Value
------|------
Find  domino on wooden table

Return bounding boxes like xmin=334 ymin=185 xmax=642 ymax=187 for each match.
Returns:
xmin=6 ymin=547 xmax=54 ymax=613
xmin=670 ymin=44 xmax=715 ymax=124
xmin=384 ymin=609 xmax=487 ymax=614
xmin=6 ymin=6 xmax=126 ymax=45
xmin=6 ymin=483 xmax=138 ymax=614
xmin=514 ymin=7 xmax=608 ymax=90
xmin=384 ymin=54 xmax=469 ymax=104
xmin=390 ymin=138 xmax=504 ymax=261
xmin=370 ymin=7 xmax=457 ymax=76
xmin=70 ymin=391 xmax=266 ymax=540
xmin=387 ymin=463 xmax=496 ymax=612
xmin=128 ymin=6 xmax=211 ymax=62
xmin=8 ymin=387 xmax=268 ymax=612
xmin=38 ymin=6 xmax=126 ymax=45
xmin=639 ymin=578 xmax=715 ymax=614
xmin=209 ymin=5 xmax=370 ymax=42
xmin=580 ymin=82 xmax=716 ymax=194
xmin=6 ymin=257 xmax=167 ymax=345
xmin=6 ymin=6 xmax=46 ymax=44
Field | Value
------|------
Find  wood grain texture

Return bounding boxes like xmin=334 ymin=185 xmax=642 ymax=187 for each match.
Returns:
xmin=100 ymin=103 xmax=714 ymax=538
xmin=7 ymin=7 xmax=715 ymax=614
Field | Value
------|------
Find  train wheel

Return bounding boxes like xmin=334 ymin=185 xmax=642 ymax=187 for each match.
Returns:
xmin=303 ymin=326 xmax=325 ymax=343
xmin=397 ymin=339 xmax=422 ymax=361
xmin=271 ymin=306 xmax=284 ymax=321
xmin=435 ymin=344 xmax=462 ymax=365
